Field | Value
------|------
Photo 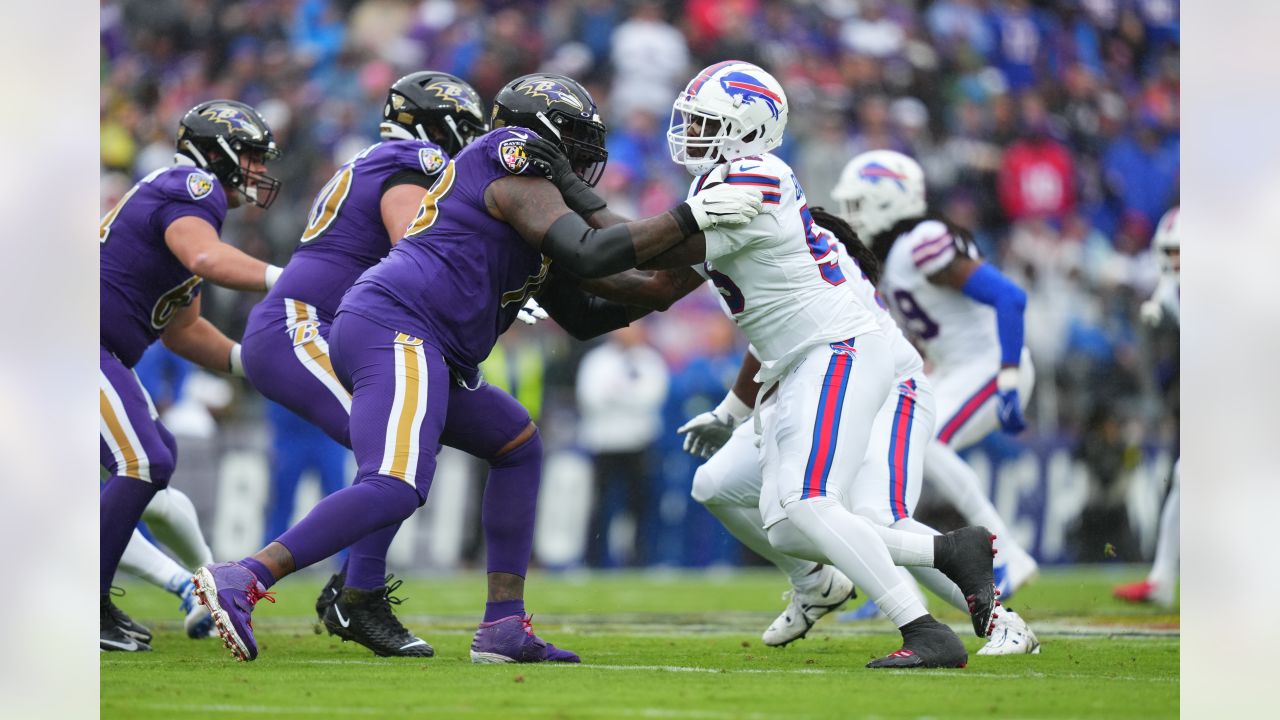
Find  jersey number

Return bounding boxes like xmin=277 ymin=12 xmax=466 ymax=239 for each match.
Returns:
xmin=100 ymin=167 xmax=166 ymax=245
xmin=300 ymin=143 xmax=383 ymax=243
xmin=706 ymin=265 xmax=746 ymax=314
xmin=799 ymin=199 xmax=845 ymax=287
xmin=403 ymin=161 xmax=457 ymax=238
xmin=891 ymin=289 xmax=940 ymax=340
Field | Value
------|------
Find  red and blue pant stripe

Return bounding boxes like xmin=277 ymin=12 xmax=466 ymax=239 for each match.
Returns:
xmin=802 ymin=339 xmax=856 ymax=499
xmin=936 ymin=376 xmax=997 ymax=445
xmin=888 ymin=379 xmax=917 ymax=521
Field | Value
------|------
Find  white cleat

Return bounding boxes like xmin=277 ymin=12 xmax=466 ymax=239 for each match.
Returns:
xmin=762 ymin=568 xmax=856 ymax=647
xmin=977 ymin=608 xmax=1040 ymax=655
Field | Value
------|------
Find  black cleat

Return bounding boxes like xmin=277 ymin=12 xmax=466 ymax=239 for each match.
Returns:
xmin=322 ymin=576 xmax=434 ymax=657
xmin=105 ymin=589 xmax=152 ymax=644
xmin=866 ymin=615 xmax=967 ymax=669
xmin=934 ymin=527 xmax=999 ymax=637
xmin=315 ymin=571 xmax=345 ymax=630
xmin=101 ymin=595 xmax=151 ymax=652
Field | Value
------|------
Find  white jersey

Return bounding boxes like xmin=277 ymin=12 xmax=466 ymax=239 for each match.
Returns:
xmin=827 ymin=237 xmax=924 ymax=383
xmin=879 ymin=219 xmax=999 ymax=370
xmin=690 ymin=153 xmax=880 ymax=383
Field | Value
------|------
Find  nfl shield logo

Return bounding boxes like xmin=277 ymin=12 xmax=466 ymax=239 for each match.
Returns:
xmin=498 ymin=138 xmax=529 ymax=174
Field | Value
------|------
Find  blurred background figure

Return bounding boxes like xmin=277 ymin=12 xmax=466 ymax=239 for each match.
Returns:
xmin=261 ymin=401 xmax=350 ymax=547
xmin=576 ymin=323 xmax=669 ymax=568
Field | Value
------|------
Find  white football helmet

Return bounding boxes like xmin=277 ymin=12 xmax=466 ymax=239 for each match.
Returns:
xmin=830 ymin=150 xmax=927 ymax=240
xmin=668 ymin=61 xmax=788 ymax=177
xmin=1152 ymin=206 xmax=1180 ymax=276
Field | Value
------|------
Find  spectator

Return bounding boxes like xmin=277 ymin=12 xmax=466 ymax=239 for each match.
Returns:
xmin=1102 ymin=111 xmax=1179 ymax=231
xmin=609 ymin=1 xmax=688 ymax=118
xmin=997 ymin=91 xmax=1076 ymax=223
xmin=576 ymin=324 xmax=669 ymax=567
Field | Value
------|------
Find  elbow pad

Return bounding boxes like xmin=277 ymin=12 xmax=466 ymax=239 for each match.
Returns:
xmin=961 ymin=263 xmax=1027 ymax=366
xmin=541 ymin=212 xmax=637 ymax=278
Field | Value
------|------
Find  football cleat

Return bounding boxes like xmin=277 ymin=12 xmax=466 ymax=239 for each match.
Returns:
xmin=105 ymin=590 xmax=152 ymax=644
xmin=322 ymin=578 xmax=434 ymax=657
xmin=977 ymin=608 xmax=1041 ymax=656
xmin=1113 ymin=579 xmax=1175 ymax=607
xmin=470 ymin=614 xmax=580 ymax=664
xmin=176 ymin=578 xmax=215 ymax=639
xmin=315 ymin=571 xmax=345 ymax=626
xmin=192 ymin=562 xmax=276 ymax=662
xmin=763 ymin=567 xmax=856 ymax=647
xmin=866 ymin=615 xmax=967 ymax=669
xmin=101 ymin=595 xmax=151 ymax=652
xmin=934 ymin=527 xmax=999 ymax=638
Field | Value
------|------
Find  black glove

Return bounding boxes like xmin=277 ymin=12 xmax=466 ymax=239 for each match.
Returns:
xmin=524 ymin=136 xmax=607 ymax=217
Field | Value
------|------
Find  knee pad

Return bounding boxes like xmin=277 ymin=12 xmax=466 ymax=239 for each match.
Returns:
xmin=690 ymin=463 xmax=722 ymax=505
xmin=767 ymin=516 xmax=828 ymax=564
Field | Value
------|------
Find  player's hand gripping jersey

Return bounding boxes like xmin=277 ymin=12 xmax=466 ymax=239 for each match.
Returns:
xmin=341 ymin=128 xmax=549 ymax=380
xmin=879 ymin=220 xmax=1000 ymax=371
xmin=100 ymin=165 xmax=228 ymax=367
xmin=691 ymin=153 xmax=880 ymax=383
xmin=263 ymin=140 xmax=450 ymax=321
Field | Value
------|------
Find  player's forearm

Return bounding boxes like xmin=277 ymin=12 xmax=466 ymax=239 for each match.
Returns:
xmin=960 ymin=263 xmax=1027 ymax=367
xmin=577 ymin=267 xmax=702 ymax=311
xmin=187 ymin=244 xmax=280 ymax=292
xmin=542 ymin=210 xmax=692 ymax=279
xmin=731 ymin=348 xmax=763 ymax=406
xmin=161 ymin=317 xmax=239 ymax=374
xmin=537 ymin=276 xmax=650 ymax=341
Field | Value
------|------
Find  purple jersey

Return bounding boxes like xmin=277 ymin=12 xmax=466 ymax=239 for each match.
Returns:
xmin=100 ymin=165 xmax=228 ymax=367
xmin=266 ymin=140 xmax=449 ymax=320
xmin=341 ymin=128 xmax=550 ymax=378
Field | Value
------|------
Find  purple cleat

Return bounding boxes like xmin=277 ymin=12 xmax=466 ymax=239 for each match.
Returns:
xmin=470 ymin=614 xmax=580 ymax=664
xmin=192 ymin=562 xmax=276 ymax=662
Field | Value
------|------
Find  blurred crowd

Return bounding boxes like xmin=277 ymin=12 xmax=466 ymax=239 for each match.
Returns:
xmin=102 ymin=0 xmax=1179 ymax=566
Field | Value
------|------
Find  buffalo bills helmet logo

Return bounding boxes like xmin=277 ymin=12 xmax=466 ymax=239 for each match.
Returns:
xmin=516 ymin=80 xmax=585 ymax=113
xmin=858 ymin=162 xmax=908 ymax=191
xmin=718 ymin=71 xmax=783 ymax=119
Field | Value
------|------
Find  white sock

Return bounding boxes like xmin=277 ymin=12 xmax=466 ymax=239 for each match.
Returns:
xmin=891 ymin=517 xmax=968 ymax=612
xmin=783 ymin=497 xmax=927 ymax=628
xmin=703 ymin=501 xmax=822 ymax=590
xmin=120 ymin=529 xmax=190 ymax=594
xmin=141 ymin=488 xmax=214 ymax=568
xmin=925 ymin=442 xmax=1024 ymax=557
xmin=1148 ymin=461 xmax=1180 ymax=593
xmin=866 ymin=523 xmax=935 ymax=566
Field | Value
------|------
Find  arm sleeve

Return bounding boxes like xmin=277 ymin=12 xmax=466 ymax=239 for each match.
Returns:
xmin=540 ymin=212 xmax=640 ymax=279
xmin=703 ymin=211 xmax=781 ymax=261
xmin=537 ymin=272 xmax=648 ymax=341
xmin=960 ymin=263 xmax=1027 ymax=367
xmin=380 ymin=169 xmax=435 ymax=194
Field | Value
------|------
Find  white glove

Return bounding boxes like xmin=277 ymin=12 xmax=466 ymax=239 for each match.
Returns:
xmin=1139 ymin=299 xmax=1163 ymax=326
xmin=677 ymin=392 xmax=753 ymax=458
xmin=517 ymin=298 xmax=549 ymax=325
xmin=684 ymin=183 xmax=763 ymax=229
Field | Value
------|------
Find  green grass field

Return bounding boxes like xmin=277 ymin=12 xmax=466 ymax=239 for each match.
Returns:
xmin=102 ymin=566 xmax=1177 ymax=719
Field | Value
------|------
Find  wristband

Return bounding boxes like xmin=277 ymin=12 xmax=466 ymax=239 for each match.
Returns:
xmin=264 ymin=264 xmax=284 ymax=290
xmin=996 ymin=366 xmax=1019 ymax=392
xmin=669 ymin=202 xmax=699 ymax=236
xmin=715 ymin=391 xmax=753 ymax=423
xmin=229 ymin=343 xmax=245 ymax=377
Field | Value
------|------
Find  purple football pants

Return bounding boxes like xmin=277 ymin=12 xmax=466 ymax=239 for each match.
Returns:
xmin=100 ymin=346 xmax=177 ymax=594
xmin=270 ymin=310 xmax=540 ymax=586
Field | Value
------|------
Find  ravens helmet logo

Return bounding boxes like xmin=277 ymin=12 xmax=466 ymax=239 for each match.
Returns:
xmin=515 ymin=80 xmax=585 ymax=113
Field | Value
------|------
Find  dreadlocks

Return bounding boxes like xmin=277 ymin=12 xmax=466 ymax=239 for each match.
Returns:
xmin=810 ymin=206 xmax=881 ymax=285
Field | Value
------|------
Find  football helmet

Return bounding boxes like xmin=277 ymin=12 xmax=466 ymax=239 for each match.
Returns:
xmin=831 ymin=150 xmax=927 ymax=240
xmin=491 ymin=73 xmax=608 ymax=186
xmin=668 ymin=61 xmax=788 ymax=177
xmin=381 ymin=71 xmax=488 ymax=156
xmin=1152 ymin=206 xmax=1180 ymax=276
xmin=176 ymin=100 xmax=281 ymax=209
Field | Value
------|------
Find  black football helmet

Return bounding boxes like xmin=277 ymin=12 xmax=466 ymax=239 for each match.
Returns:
xmin=382 ymin=71 xmax=488 ymax=156
xmin=176 ymin=100 xmax=281 ymax=209
xmin=491 ymin=73 xmax=608 ymax=186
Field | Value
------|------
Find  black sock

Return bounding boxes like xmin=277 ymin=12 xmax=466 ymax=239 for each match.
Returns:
xmin=900 ymin=614 xmax=938 ymax=634
xmin=933 ymin=535 xmax=955 ymax=568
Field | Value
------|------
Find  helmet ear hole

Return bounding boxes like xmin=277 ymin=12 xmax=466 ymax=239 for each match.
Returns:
xmin=742 ymin=129 xmax=758 ymax=143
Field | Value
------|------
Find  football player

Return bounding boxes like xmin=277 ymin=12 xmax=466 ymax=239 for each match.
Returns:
xmin=100 ymin=100 xmax=283 ymax=651
xmin=681 ymin=207 xmax=1040 ymax=656
xmin=193 ymin=72 xmax=763 ymax=663
xmin=1114 ymin=206 xmax=1179 ymax=607
xmin=239 ymin=71 xmax=492 ymax=658
xmin=529 ymin=61 xmax=999 ymax=668
xmin=831 ymin=150 xmax=1041 ymax=598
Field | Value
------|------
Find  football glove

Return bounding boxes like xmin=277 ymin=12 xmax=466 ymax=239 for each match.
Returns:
xmin=1139 ymin=299 xmax=1163 ymax=326
xmin=995 ymin=368 xmax=1026 ymax=434
xmin=677 ymin=392 xmax=753 ymax=458
xmin=523 ymin=136 xmax=607 ymax=217
xmin=516 ymin=298 xmax=549 ymax=325
xmin=683 ymin=184 xmax=763 ymax=230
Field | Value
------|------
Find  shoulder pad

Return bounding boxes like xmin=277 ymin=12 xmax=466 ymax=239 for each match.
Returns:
xmin=905 ymin=220 xmax=958 ymax=275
